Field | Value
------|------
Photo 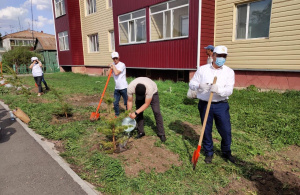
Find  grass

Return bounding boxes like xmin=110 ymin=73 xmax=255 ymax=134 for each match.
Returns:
xmin=1 ymin=72 xmax=299 ymax=194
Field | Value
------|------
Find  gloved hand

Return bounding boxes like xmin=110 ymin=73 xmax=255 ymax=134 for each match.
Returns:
xmin=199 ymin=83 xmax=211 ymax=92
xmin=211 ymin=84 xmax=219 ymax=94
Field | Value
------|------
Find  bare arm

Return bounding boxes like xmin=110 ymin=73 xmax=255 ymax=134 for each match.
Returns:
xmin=129 ymin=98 xmax=152 ymax=119
xmin=38 ymin=60 xmax=43 ymax=67
xmin=110 ymin=63 xmax=121 ymax=75
xmin=29 ymin=62 xmax=35 ymax=69
xmin=127 ymin=96 xmax=133 ymax=111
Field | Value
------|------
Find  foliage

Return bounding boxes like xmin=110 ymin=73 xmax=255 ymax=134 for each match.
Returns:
xmin=103 ymin=94 xmax=114 ymax=114
xmin=98 ymin=111 xmax=130 ymax=153
xmin=1 ymin=73 xmax=299 ymax=194
xmin=51 ymin=87 xmax=73 ymax=118
xmin=2 ymin=46 xmax=43 ymax=73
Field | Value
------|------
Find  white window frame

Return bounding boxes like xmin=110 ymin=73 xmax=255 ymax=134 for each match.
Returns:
xmin=149 ymin=0 xmax=189 ymax=42
xmin=55 ymin=0 xmax=66 ymax=18
xmin=86 ymin=0 xmax=97 ymax=15
xmin=109 ymin=30 xmax=115 ymax=52
xmin=235 ymin=0 xmax=272 ymax=40
xmin=58 ymin=31 xmax=69 ymax=51
xmin=118 ymin=9 xmax=147 ymax=45
xmin=88 ymin=33 xmax=99 ymax=53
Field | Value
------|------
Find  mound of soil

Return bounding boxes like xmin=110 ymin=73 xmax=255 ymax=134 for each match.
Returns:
xmin=111 ymin=136 xmax=182 ymax=177
xmin=221 ymin=145 xmax=300 ymax=195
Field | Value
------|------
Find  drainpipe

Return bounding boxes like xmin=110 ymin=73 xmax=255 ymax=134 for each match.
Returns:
xmin=51 ymin=0 xmax=60 ymax=69
xmin=197 ymin=0 xmax=202 ymax=69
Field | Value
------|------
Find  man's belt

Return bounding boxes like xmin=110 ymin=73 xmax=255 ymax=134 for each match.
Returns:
xmin=199 ymin=99 xmax=228 ymax=104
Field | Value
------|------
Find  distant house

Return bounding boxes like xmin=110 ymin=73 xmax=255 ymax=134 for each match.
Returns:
xmin=0 ymin=30 xmax=57 ymax=63
xmin=34 ymin=36 xmax=58 ymax=65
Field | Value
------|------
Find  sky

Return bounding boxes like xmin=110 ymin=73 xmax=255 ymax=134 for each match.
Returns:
xmin=0 ymin=0 xmax=55 ymax=36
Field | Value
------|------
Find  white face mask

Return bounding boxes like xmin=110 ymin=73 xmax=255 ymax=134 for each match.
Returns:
xmin=215 ymin=57 xmax=226 ymax=67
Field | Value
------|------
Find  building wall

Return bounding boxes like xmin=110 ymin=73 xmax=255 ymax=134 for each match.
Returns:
xmin=112 ymin=0 xmax=200 ymax=70
xmin=79 ymin=0 xmax=114 ymax=66
xmin=215 ymin=0 xmax=300 ymax=71
xmin=53 ymin=0 xmax=84 ymax=66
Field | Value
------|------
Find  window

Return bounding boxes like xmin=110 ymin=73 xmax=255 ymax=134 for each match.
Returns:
xmin=55 ymin=0 xmax=66 ymax=18
xmin=88 ymin=34 xmax=99 ymax=52
xmin=236 ymin=0 xmax=272 ymax=39
xmin=9 ymin=39 xmax=33 ymax=46
xmin=86 ymin=0 xmax=97 ymax=15
xmin=109 ymin=31 xmax=115 ymax=52
xmin=118 ymin=9 xmax=146 ymax=44
xmin=58 ymin=31 xmax=69 ymax=51
xmin=150 ymin=0 xmax=189 ymax=41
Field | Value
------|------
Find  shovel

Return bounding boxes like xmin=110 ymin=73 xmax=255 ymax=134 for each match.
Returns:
xmin=90 ymin=69 xmax=113 ymax=121
xmin=192 ymin=76 xmax=217 ymax=170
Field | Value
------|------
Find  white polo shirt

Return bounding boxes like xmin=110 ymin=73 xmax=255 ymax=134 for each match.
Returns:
xmin=189 ymin=64 xmax=235 ymax=102
xmin=31 ymin=63 xmax=43 ymax=77
xmin=113 ymin=61 xmax=128 ymax=90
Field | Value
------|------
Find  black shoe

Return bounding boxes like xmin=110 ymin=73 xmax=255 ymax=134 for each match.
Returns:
xmin=159 ymin=135 xmax=166 ymax=142
xmin=135 ymin=132 xmax=145 ymax=139
xmin=223 ymin=154 xmax=236 ymax=164
xmin=204 ymin=155 xmax=213 ymax=164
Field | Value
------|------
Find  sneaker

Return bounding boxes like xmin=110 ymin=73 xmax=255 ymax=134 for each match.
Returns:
xmin=37 ymin=93 xmax=41 ymax=96
xmin=204 ymin=155 xmax=213 ymax=164
xmin=223 ymin=154 xmax=236 ymax=164
xmin=159 ymin=135 xmax=166 ymax=142
xmin=135 ymin=132 xmax=145 ymax=139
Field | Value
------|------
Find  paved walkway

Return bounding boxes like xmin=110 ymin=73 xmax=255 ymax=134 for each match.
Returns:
xmin=0 ymin=103 xmax=97 ymax=195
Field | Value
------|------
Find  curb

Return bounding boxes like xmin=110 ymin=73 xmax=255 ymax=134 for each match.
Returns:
xmin=0 ymin=101 xmax=100 ymax=195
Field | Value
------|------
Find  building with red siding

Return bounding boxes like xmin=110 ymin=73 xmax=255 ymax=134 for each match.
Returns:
xmin=112 ymin=0 xmax=214 ymax=82
xmin=51 ymin=0 xmax=84 ymax=70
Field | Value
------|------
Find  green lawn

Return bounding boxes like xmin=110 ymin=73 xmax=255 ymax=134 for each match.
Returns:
xmin=1 ymin=72 xmax=299 ymax=194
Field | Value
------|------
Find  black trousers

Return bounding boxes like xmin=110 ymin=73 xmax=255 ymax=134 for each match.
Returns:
xmin=135 ymin=92 xmax=165 ymax=136
xmin=34 ymin=76 xmax=43 ymax=93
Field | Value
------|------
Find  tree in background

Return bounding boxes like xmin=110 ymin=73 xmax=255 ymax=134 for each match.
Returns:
xmin=2 ymin=46 xmax=43 ymax=73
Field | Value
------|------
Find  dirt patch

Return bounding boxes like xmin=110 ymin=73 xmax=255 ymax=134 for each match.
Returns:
xmin=48 ymin=139 xmax=65 ymax=153
xmin=220 ymin=145 xmax=300 ymax=195
xmin=29 ymin=97 xmax=52 ymax=104
xmin=111 ymin=136 xmax=182 ymax=177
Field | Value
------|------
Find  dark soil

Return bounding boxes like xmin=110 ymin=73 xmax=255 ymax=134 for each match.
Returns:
xmin=220 ymin=145 xmax=300 ymax=195
xmin=111 ymin=136 xmax=182 ymax=177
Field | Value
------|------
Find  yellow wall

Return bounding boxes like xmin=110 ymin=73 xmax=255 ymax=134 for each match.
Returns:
xmin=79 ymin=0 xmax=114 ymax=66
xmin=215 ymin=0 xmax=300 ymax=71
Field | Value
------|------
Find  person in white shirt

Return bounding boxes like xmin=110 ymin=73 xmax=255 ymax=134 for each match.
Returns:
xmin=189 ymin=46 xmax=235 ymax=164
xmin=29 ymin=57 xmax=44 ymax=96
xmin=109 ymin=52 xmax=128 ymax=117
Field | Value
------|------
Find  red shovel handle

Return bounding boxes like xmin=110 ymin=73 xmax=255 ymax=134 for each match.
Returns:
xmin=197 ymin=76 xmax=217 ymax=146
xmin=95 ymin=69 xmax=113 ymax=113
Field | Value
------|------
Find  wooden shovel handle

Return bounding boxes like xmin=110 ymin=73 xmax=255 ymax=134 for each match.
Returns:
xmin=95 ymin=69 xmax=113 ymax=113
xmin=198 ymin=76 xmax=217 ymax=146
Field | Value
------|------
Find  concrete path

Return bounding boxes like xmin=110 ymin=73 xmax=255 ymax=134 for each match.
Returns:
xmin=0 ymin=103 xmax=98 ymax=195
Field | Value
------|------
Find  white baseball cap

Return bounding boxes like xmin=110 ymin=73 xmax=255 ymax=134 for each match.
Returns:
xmin=31 ymin=57 xmax=38 ymax=62
xmin=213 ymin=46 xmax=228 ymax=54
xmin=111 ymin=52 xmax=119 ymax=59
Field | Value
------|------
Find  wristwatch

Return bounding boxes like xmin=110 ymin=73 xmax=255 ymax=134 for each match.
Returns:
xmin=135 ymin=111 xmax=138 ymax=116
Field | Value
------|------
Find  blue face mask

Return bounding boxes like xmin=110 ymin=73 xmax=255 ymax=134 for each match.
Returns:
xmin=215 ymin=57 xmax=226 ymax=67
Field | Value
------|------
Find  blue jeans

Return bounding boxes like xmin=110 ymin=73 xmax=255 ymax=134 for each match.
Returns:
xmin=113 ymin=88 xmax=128 ymax=116
xmin=198 ymin=100 xmax=232 ymax=157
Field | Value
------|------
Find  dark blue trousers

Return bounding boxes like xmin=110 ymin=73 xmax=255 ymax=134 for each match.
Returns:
xmin=113 ymin=88 xmax=128 ymax=116
xmin=198 ymin=100 xmax=232 ymax=157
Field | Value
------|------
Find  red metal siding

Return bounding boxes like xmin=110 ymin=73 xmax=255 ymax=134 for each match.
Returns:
xmin=200 ymin=0 xmax=215 ymax=66
xmin=113 ymin=0 xmax=201 ymax=70
xmin=67 ymin=0 xmax=84 ymax=65
xmin=52 ymin=0 xmax=84 ymax=66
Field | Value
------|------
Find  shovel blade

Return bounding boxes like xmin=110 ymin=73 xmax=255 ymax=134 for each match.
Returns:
xmin=192 ymin=145 xmax=201 ymax=170
xmin=90 ymin=112 xmax=100 ymax=121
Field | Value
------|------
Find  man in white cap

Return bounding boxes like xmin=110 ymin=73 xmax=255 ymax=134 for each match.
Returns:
xmin=109 ymin=52 xmax=128 ymax=117
xmin=189 ymin=46 xmax=235 ymax=164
